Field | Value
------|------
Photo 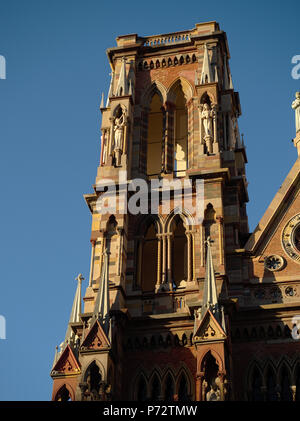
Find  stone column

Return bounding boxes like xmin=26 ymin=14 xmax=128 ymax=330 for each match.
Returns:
xmin=162 ymin=234 xmax=167 ymax=284
xmin=186 ymin=231 xmax=192 ymax=282
xmin=218 ymin=372 xmax=226 ymax=401
xmin=167 ymin=232 xmax=173 ymax=289
xmin=155 ymin=234 xmax=162 ymax=291
xmin=196 ymin=373 xmax=204 ymax=401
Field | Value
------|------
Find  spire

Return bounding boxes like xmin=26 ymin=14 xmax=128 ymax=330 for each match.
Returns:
xmin=200 ymin=44 xmax=213 ymax=84
xmin=106 ymin=71 xmax=114 ymax=107
xmin=92 ymin=249 xmax=110 ymax=333
xmin=63 ymin=273 xmax=83 ymax=347
xmin=100 ymin=92 xmax=104 ymax=110
xmin=201 ymin=238 xmax=219 ymax=320
xmin=116 ymin=57 xmax=128 ymax=97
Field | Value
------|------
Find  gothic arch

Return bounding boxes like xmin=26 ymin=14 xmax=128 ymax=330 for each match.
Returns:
xmin=54 ymin=383 xmax=74 ymax=401
xmin=133 ymin=371 xmax=149 ymax=401
xmin=200 ymin=90 xmax=215 ymax=105
xmin=111 ymin=102 xmax=127 ymax=118
xmin=140 ymin=80 xmax=167 ymax=107
xmin=167 ymin=77 xmax=194 ymax=104
xmin=246 ymin=361 xmax=264 ymax=401
xmin=162 ymin=370 xmax=176 ymax=401
xmin=175 ymin=367 xmax=193 ymax=401
xmin=165 ymin=208 xmax=195 ymax=233
xmin=199 ymin=349 xmax=224 ymax=374
xmin=149 ymin=370 xmax=162 ymax=400
xmin=135 ymin=214 xmax=163 ymax=236
xmin=82 ymin=359 xmax=105 ymax=383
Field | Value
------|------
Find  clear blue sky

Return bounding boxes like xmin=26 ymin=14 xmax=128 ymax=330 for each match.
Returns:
xmin=0 ymin=0 xmax=299 ymax=400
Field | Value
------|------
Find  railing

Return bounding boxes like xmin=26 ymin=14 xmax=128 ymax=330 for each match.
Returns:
xmin=144 ymin=32 xmax=191 ymax=47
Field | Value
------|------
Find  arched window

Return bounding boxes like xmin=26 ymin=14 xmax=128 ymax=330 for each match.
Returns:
xmin=174 ymin=85 xmax=188 ymax=176
xmin=86 ymin=361 xmax=102 ymax=396
xmin=164 ymin=373 xmax=175 ymax=401
xmin=55 ymin=385 xmax=71 ymax=401
xmin=178 ymin=373 xmax=189 ymax=401
xmin=141 ymin=222 xmax=158 ymax=292
xmin=250 ymin=366 xmax=263 ymax=401
xmin=280 ymin=366 xmax=292 ymax=401
xmin=150 ymin=374 xmax=161 ymax=401
xmin=147 ymin=93 xmax=164 ymax=176
xmin=137 ymin=375 xmax=147 ymax=401
xmin=266 ymin=367 xmax=277 ymax=401
xmin=201 ymin=351 xmax=221 ymax=401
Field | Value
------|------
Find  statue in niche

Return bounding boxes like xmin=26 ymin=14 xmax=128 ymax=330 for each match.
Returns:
xmin=206 ymin=383 xmax=221 ymax=401
xmin=113 ymin=110 xmax=125 ymax=166
xmin=200 ymin=102 xmax=214 ymax=153
xmin=101 ymin=130 xmax=108 ymax=165
xmin=292 ymin=92 xmax=300 ymax=133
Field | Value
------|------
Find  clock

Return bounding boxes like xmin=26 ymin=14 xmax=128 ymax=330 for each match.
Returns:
xmin=282 ymin=214 xmax=300 ymax=263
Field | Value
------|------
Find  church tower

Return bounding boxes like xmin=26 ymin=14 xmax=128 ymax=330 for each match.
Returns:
xmin=51 ymin=21 xmax=249 ymax=401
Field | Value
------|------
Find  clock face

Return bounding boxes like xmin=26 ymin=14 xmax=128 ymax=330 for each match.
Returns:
xmin=293 ymin=225 xmax=300 ymax=252
xmin=282 ymin=214 xmax=300 ymax=263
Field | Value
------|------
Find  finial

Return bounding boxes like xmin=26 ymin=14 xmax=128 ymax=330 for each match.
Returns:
xmin=100 ymin=92 xmax=104 ymax=109
xmin=292 ymin=92 xmax=300 ymax=155
xmin=75 ymin=273 xmax=84 ymax=283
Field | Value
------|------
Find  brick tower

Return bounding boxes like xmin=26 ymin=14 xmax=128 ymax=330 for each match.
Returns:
xmin=50 ymin=21 xmax=250 ymax=401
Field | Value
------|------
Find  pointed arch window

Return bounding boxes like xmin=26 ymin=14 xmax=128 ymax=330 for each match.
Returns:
xmin=164 ymin=373 xmax=175 ymax=401
xmin=150 ymin=374 xmax=161 ymax=401
xmin=266 ymin=367 xmax=277 ymax=401
xmin=172 ymin=216 xmax=187 ymax=287
xmin=137 ymin=375 xmax=147 ymax=401
xmin=147 ymin=93 xmax=164 ymax=176
xmin=178 ymin=373 xmax=189 ymax=401
xmin=55 ymin=385 xmax=71 ymax=401
xmin=280 ymin=366 xmax=292 ymax=401
xmin=250 ymin=366 xmax=263 ymax=401
xmin=86 ymin=361 xmax=102 ymax=395
xmin=140 ymin=222 xmax=159 ymax=292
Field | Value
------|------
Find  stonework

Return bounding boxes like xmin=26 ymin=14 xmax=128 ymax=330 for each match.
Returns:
xmin=51 ymin=22 xmax=300 ymax=401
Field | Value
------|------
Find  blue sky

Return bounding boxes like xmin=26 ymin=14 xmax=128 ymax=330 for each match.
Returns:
xmin=0 ymin=0 xmax=299 ymax=400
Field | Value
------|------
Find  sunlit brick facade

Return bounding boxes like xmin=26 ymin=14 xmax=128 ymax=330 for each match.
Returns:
xmin=51 ymin=22 xmax=300 ymax=401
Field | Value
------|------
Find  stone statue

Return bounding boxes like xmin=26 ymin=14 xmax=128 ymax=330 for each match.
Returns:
xmin=201 ymin=103 xmax=213 ymax=137
xmin=113 ymin=112 xmax=125 ymax=166
xmin=200 ymin=103 xmax=214 ymax=153
xmin=292 ymin=92 xmax=300 ymax=133
xmin=206 ymin=384 xmax=221 ymax=401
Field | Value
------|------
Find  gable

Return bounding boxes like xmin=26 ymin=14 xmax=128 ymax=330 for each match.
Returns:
xmin=245 ymin=158 xmax=300 ymax=257
xmin=80 ymin=319 xmax=110 ymax=351
xmin=194 ymin=309 xmax=226 ymax=343
xmin=51 ymin=345 xmax=80 ymax=376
